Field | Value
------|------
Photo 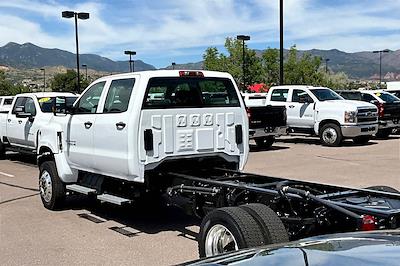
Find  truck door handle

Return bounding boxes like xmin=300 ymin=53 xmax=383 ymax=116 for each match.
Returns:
xmin=144 ymin=129 xmax=153 ymax=151
xmin=289 ymin=105 xmax=295 ymax=108
xmin=18 ymin=120 xmax=22 ymax=124
xmin=235 ymin=125 xmax=243 ymax=145
xmin=7 ymin=119 xmax=11 ymax=123
xmin=84 ymin=121 xmax=93 ymax=129
xmin=116 ymin=122 xmax=126 ymax=130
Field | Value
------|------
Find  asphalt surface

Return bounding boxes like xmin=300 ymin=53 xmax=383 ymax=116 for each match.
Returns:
xmin=1 ymin=136 xmax=399 ymax=265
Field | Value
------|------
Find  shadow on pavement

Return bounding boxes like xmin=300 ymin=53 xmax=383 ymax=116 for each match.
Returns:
xmin=276 ymin=137 xmax=378 ymax=147
xmin=5 ymin=152 xmax=37 ymax=166
xmin=249 ymin=144 xmax=290 ymax=152
xmin=64 ymin=194 xmax=200 ymax=240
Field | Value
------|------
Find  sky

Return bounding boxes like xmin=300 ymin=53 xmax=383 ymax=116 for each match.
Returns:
xmin=1 ymin=0 xmax=400 ymax=68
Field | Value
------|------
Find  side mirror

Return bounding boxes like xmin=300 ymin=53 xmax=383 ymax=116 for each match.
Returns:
xmin=53 ymin=96 xmax=75 ymax=115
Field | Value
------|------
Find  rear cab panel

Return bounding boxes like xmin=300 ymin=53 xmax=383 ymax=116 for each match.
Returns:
xmin=137 ymin=71 xmax=248 ymax=180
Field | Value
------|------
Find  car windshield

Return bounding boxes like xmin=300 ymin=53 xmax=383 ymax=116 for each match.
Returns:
xmin=375 ymin=92 xmax=400 ymax=103
xmin=339 ymin=91 xmax=362 ymax=101
xmin=38 ymin=96 xmax=78 ymax=112
xmin=310 ymin=89 xmax=343 ymax=101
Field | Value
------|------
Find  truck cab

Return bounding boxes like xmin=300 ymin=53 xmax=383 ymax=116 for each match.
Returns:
xmin=37 ymin=70 xmax=248 ymax=200
xmin=266 ymin=86 xmax=378 ymax=146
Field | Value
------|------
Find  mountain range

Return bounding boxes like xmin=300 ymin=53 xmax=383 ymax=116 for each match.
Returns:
xmin=1 ymin=42 xmax=400 ymax=80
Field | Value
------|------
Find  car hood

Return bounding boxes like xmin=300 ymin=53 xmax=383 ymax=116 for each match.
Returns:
xmin=187 ymin=230 xmax=400 ymax=266
xmin=319 ymin=100 xmax=376 ymax=111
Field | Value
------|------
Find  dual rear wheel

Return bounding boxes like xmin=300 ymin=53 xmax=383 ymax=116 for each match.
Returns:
xmin=198 ymin=204 xmax=289 ymax=258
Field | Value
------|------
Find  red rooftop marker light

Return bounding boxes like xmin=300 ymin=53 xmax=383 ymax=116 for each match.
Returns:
xmin=179 ymin=71 xmax=204 ymax=77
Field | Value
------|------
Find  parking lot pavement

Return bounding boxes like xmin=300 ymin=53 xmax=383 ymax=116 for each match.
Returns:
xmin=1 ymin=136 xmax=399 ymax=265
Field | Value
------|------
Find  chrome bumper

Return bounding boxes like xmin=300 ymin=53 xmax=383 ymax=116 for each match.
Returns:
xmin=341 ymin=124 xmax=378 ymax=137
xmin=378 ymin=120 xmax=400 ymax=130
xmin=249 ymin=126 xmax=287 ymax=139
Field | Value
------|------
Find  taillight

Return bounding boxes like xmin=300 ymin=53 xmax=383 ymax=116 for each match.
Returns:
xmin=360 ymin=215 xmax=377 ymax=231
xmin=246 ymin=108 xmax=252 ymax=120
xmin=377 ymin=103 xmax=385 ymax=118
xmin=179 ymin=71 xmax=204 ymax=77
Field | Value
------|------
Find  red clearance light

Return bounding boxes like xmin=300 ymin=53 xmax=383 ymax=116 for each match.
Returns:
xmin=377 ymin=103 xmax=385 ymax=118
xmin=179 ymin=71 xmax=204 ymax=77
xmin=360 ymin=215 xmax=377 ymax=231
xmin=246 ymin=107 xmax=252 ymax=120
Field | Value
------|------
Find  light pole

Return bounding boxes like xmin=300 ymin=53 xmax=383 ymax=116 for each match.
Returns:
xmin=124 ymin=50 xmax=136 ymax=72
xmin=373 ymin=49 xmax=390 ymax=85
xmin=82 ymin=64 xmax=88 ymax=80
xmin=279 ymin=0 xmax=284 ymax=85
xmin=237 ymin=35 xmax=250 ymax=90
xmin=62 ymin=10 xmax=90 ymax=93
xmin=325 ymin=58 xmax=330 ymax=73
xmin=40 ymin=68 xmax=45 ymax=92
xmin=172 ymin=62 xmax=176 ymax=70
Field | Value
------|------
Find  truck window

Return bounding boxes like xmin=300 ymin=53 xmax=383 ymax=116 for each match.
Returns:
xmin=362 ymin=93 xmax=376 ymax=102
xmin=103 ymin=78 xmax=135 ymax=113
xmin=292 ymin=89 xmax=313 ymax=103
xmin=12 ymin=97 xmax=27 ymax=114
xmin=375 ymin=92 xmax=400 ymax=103
xmin=4 ymin=98 xmax=13 ymax=105
xmin=38 ymin=97 xmax=78 ymax=113
xmin=75 ymin=81 xmax=106 ymax=114
xmin=25 ymin=98 xmax=37 ymax=116
xmin=310 ymin=89 xmax=343 ymax=101
xmin=143 ymin=77 xmax=240 ymax=108
xmin=270 ymin=89 xmax=289 ymax=102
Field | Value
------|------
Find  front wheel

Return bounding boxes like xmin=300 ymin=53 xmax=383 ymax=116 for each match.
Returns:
xmin=254 ymin=136 xmax=275 ymax=149
xmin=319 ymin=123 xmax=343 ymax=147
xmin=198 ymin=207 xmax=264 ymax=258
xmin=39 ymin=161 xmax=66 ymax=210
xmin=353 ymin=136 xmax=371 ymax=145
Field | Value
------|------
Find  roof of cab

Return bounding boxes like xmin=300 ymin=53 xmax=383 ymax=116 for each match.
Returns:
xmin=93 ymin=70 xmax=234 ymax=82
xmin=14 ymin=92 xmax=78 ymax=98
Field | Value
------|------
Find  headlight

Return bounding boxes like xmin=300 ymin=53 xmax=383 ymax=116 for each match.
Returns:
xmin=345 ymin=111 xmax=357 ymax=123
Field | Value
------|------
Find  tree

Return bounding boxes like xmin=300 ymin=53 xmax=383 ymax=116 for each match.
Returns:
xmin=0 ymin=71 xmax=26 ymax=95
xmin=261 ymin=48 xmax=279 ymax=85
xmin=50 ymin=70 xmax=89 ymax=92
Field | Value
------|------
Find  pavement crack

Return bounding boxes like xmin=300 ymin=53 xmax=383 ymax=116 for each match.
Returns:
xmin=0 ymin=181 xmax=39 ymax=192
xmin=0 ymin=193 xmax=38 ymax=205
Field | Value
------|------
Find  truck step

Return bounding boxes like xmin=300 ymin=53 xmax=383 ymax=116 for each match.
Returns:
xmin=97 ymin=193 xmax=131 ymax=205
xmin=66 ymin=184 xmax=97 ymax=195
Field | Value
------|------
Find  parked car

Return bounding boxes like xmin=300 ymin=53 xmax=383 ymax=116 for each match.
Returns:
xmin=266 ymin=86 xmax=378 ymax=146
xmin=0 ymin=96 xmax=14 ymax=113
xmin=242 ymin=92 xmax=287 ymax=149
xmin=386 ymin=89 xmax=400 ymax=99
xmin=359 ymin=90 xmax=400 ymax=138
xmin=187 ymin=230 xmax=400 ymax=265
xmin=0 ymin=92 xmax=78 ymax=158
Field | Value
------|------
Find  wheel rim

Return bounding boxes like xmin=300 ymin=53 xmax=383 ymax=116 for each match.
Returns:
xmin=322 ymin=127 xmax=337 ymax=144
xmin=205 ymin=224 xmax=239 ymax=257
xmin=39 ymin=170 xmax=52 ymax=203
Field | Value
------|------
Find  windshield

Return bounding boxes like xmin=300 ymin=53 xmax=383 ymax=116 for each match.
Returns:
xmin=38 ymin=96 xmax=78 ymax=112
xmin=339 ymin=91 xmax=362 ymax=101
xmin=375 ymin=92 xmax=400 ymax=103
xmin=310 ymin=89 xmax=343 ymax=101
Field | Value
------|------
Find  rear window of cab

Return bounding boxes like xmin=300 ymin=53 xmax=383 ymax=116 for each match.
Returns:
xmin=143 ymin=77 xmax=240 ymax=108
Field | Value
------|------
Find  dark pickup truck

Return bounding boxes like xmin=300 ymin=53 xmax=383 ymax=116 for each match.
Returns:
xmin=337 ymin=90 xmax=400 ymax=138
xmin=242 ymin=93 xmax=287 ymax=148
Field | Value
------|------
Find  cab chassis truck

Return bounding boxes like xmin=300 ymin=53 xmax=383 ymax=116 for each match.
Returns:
xmin=36 ymin=70 xmax=400 ymax=258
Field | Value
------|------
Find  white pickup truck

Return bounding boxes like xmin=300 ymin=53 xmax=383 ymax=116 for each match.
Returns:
xmin=0 ymin=92 xmax=78 ymax=157
xmin=266 ymin=85 xmax=378 ymax=146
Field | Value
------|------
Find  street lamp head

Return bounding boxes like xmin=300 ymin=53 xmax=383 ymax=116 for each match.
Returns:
xmin=124 ymin=50 xmax=136 ymax=55
xmin=172 ymin=62 xmax=176 ymax=65
xmin=325 ymin=58 xmax=330 ymax=62
xmin=40 ymin=68 xmax=45 ymax=71
xmin=237 ymin=35 xmax=250 ymax=41
xmin=62 ymin=11 xmax=75 ymax=18
xmin=82 ymin=64 xmax=87 ymax=67
xmin=78 ymin=12 xmax=90 ymax=20
xmin=383 ymin=49 xmax=390 ymax=53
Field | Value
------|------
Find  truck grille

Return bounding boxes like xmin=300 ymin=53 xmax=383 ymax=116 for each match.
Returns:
xmin=357 ymin=108 xmax=378 ymax=123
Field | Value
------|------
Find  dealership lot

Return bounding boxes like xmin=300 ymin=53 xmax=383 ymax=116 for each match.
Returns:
xmin=1 ymin=136 xmax=399 ymax=265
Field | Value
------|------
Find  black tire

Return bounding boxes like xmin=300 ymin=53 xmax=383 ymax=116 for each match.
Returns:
xmin=0 ymin=141 xmax=5 ymax=159
xmin=198 ymin=207 xmax=264 ymax=258
xmin=319 ymin=123 xmax=343 ymax=147
xmin=353 ymin=136 xmax=371 ymax=145
xmin=239 ymin=204 xmax=289 ymax=245
xmin=365 ymin=185 xmax=399 ymax=193
xmin=376 ymin=129 xmax=391 ymax=139
xmin=254 ymin=136 xmax=275 ymax=149
xmin=39 ymin=161 xmax=66 ymax=210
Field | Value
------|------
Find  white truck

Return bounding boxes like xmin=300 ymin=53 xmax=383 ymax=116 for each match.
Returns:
xmin=37 ymin=71 xmax=400 ymax=258
xmin=0 ymin=92 xmax=78 ymax=157
xmin=266 ymin=85 xmax=378 ymax=146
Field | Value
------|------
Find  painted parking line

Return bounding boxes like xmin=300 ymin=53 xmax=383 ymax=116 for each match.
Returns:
xmin=0 ymin=171 xmax=15 ymax=177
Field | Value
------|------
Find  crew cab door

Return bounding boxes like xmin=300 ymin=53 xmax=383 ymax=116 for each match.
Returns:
xmin=92 ymin=78 xmax=135 ymax=178
xmin=287 ymin=89 xmax=315 ymax=128
xmin=6 ymin=96 xmax=37 ymax=148
xmin=138 ymin=75 xmax=246 ymax=169
xmin=66 ymin=81 xmax=106 ymax=171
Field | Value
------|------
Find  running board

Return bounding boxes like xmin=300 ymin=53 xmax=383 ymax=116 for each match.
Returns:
xmin=66 ymin=184 xmax=97 ymax=195
xmin=97 ymin=194 xmax=131 ymax=205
